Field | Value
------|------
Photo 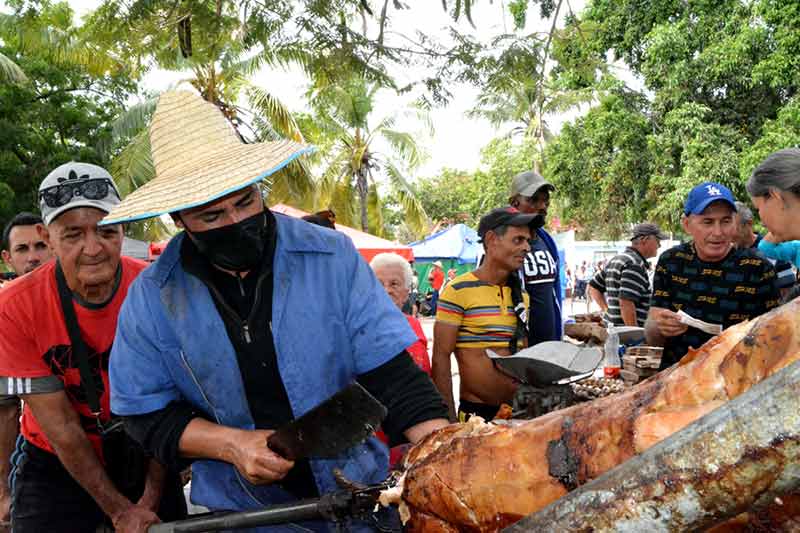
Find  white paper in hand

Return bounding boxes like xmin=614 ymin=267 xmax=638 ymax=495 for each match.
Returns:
xmin=676 ymin=310 xmax=723 ymax=336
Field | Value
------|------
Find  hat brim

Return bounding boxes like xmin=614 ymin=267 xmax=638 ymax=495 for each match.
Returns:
xmin=509 ymin=212 xmax=545 ymax=230
xmin=100 ymin=141 xmax=313 ymax=225
xmin=518 ymin=182 xmax=555 ymax=197
xmin=685 ymin=197 xmax=737 ymax=216
xmin=45 ymin=199 xmax=116 ymax=226
xmin=479 ymin=213 xmax=544 ymax=240
xmin=633 ymin=231 xmax=669 ymax=240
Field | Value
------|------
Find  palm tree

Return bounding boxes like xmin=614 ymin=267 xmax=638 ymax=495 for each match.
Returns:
xmin=310 ymin=76 xmax=430 ymax=237
xmin=468 ymin=29 xmax=597 ymax=170
xmin=89 ymin=0 xmax=328 ymax=239
xmin=0 ymin=8 xmax=122 ymax=81
xmin=0 ymin=53 xmax=28 ymax=84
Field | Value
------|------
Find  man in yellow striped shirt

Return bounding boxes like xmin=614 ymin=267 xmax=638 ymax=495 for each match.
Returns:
xmin=432 ymin=207 xmax=541 ymax=422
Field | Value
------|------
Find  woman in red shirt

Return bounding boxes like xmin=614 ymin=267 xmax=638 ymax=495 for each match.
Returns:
xmin=370 ymin=253 xmax=430 ymax=373
xmin=370 ymin=253 xmax=433 ymax=466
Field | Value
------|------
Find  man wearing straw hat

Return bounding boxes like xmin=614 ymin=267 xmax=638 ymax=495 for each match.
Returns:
xmin=106 ymin=90 xmax=449 ymax=530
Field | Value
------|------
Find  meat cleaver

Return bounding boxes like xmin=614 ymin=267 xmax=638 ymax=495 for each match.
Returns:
xmin=267 ymin=382 xmax=387 ymax=461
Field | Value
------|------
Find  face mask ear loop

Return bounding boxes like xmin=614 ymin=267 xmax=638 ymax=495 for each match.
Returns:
xmin=176 ymin=213 xmax=191 ymax=236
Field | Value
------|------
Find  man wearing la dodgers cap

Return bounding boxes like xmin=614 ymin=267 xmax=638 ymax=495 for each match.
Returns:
xmin=645 ymin=182 xmax=781 ymax=369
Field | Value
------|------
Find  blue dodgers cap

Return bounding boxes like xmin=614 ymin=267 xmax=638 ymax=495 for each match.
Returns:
xmin=684 ymin=182 xmax=737 ymax=215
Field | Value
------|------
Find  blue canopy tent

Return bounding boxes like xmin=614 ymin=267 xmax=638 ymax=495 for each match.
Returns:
xmin=409 ymin=224 xmax=480 ymax=293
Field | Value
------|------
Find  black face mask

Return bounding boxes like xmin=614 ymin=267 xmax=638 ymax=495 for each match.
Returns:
xmin=185 ymin=210 xmax=268 ymax=272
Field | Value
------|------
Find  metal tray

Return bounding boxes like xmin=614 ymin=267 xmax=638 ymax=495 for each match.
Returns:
xmin=488 ymin=341 xmax=603 ymax=387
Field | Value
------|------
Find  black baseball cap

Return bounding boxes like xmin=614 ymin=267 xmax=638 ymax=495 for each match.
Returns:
xmin=477 ymin=206 xmax=544 ymax=239
xmin=631 ymin=222 xmax=668 ymax=240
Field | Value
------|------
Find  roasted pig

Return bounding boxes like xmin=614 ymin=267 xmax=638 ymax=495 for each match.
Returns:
xmin=383 ymin=299 xmax=800 ymax=531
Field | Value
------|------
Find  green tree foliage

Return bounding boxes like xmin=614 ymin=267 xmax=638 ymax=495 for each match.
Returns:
xmin=647 ymin=103 xmax=745 ymax=228
xmin=739 ymin=96 xmax=800 ymax=181
xmin=87 ymin=0 xmax=489 ymax=239
xmin=545 ymin=91 xmax=651 ymax=238
xmin=305 ymin=75 xmax=430 ymax=237
xmin=541 ymin=0 xmax=800 ymax=234
xmin=0 ymin=1 xmax=135 ymax=229
xmin=416 ymin=138 xmax=535 ymax=229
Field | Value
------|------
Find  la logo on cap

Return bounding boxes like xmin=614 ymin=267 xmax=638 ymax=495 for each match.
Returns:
xmin=706 ymin=184 xmax=722 ymax=196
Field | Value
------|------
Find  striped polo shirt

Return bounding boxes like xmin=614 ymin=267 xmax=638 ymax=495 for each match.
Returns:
xmin=436 ymin=272 xmax=529 ymax=348
xmin=589 ymin=247 xmax=651 ymax=327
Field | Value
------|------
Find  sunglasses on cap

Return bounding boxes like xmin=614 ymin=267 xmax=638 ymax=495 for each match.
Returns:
xmin=39 ymin=178 xmax=120 ymax=209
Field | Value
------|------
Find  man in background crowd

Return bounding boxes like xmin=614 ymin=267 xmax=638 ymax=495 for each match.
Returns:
xmin=428 ymin=260 xmax=444 ymax=314
xmin=301 ymin=211 xmax=336 ymax=230
xmin=588 ymin=223 xmax=667 ymax=327
xmin=442 ymin=268 xmax=457 ymax=290
xmin=0 ymin=212 xmax=54 ymax=525
xmin=732 ymin=201 xmax=796 ymax=295
xmin=509 ymin=171 xmax=562 ymax=345
xmin=433 ymin=207 xmax=538 ymax=422
xmin=646 ymin=182 xmax=780 ymax=369
xmin=1 ymin=212 xmax=52 ymax=283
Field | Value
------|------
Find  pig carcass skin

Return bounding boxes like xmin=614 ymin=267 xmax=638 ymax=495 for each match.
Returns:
xmin=386 ymin=299 xmax=800 ymax=532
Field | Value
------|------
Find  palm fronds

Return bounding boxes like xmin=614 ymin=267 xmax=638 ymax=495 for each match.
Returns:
xmin=380 ymin=128 xmax=424 ymax=169
xmin=367 ymin=182 xmax=385 ymax=237
xmin=110 ymin=129 xmax=155 ymax=197
xmin=242 ymin=81 xmax=305 ymax=143
xmin=110 ymin=97 xmax=159 ymax=142
xmin=384 ymin=162 xmax=429 ymax=236
xmin=0 ymin=52 xmax=28 ymax=84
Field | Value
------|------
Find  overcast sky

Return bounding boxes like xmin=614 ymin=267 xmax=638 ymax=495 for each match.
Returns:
xmin=8 ymin=0 xmax=620 ymax=180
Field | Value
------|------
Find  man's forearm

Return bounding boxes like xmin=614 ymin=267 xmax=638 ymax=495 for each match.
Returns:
xmin=0 ymin=402 xmax=19 ymax=520
xmin=645 ymin=316 xmax=666 ymax=346
xmin=431 ymin=352 xmax=456 ymax=422
xmin=0 ymin=403 xmax=19 ymax=488
xmin=404 ymin=418 xmax=450 ymax=444
xmin=178 ymin=418 xmax=245 ymax=463
xmin=48 ymin=419 xmax=131 ymax=519
xmin=138 ymin=459 xmax=166 ymax=511
xmin=619 ymin=299 xmax=638 ymax=327
xmin=588 ymin=286 xmax=608 ymax=312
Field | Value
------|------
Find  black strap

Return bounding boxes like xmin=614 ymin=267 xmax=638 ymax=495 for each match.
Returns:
xmin=55 ymin=262 xmax=103 ymax=417
xmin=507 ymin=273 xmax=528 ymax=354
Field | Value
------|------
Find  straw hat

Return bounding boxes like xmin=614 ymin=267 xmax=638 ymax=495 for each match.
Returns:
xmin=101 ymin=90 xmax=313 ymax=225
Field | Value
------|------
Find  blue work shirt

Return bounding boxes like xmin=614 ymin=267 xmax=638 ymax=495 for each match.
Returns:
xmin=110 ymin=213 xmax=416 ymax=530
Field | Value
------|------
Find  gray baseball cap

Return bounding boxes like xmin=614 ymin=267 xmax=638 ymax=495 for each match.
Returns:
xmin=38 ymin=162 xmax=121 ymax=225
xmin=631 ymin=222 xmax=668 ymax=240
xmin=510 ymin=171 xmax=555 ymax=197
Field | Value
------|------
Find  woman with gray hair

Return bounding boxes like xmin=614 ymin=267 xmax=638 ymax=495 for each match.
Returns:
xmin=369 ymin=252 xmax=432 ymax=467
xmin=747 ymin=148 xmax=800 ymax=268
xmin=369 ymin=253 xmax=430 ymax=374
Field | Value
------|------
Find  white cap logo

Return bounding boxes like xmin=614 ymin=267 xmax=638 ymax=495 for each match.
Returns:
xmin=706 ymin=184 xmax=722 ymax=196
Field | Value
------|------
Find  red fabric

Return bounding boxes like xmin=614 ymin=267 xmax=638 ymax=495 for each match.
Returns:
xmin=0 ymin=257 xmax=147 ymax=459
xmin=430 ymin=269 xmax=444 ymax=290
xmin=404 ymin=315 xmax=430 ymax=374
xmin=376 ymin=314 xmax=431 ymax=466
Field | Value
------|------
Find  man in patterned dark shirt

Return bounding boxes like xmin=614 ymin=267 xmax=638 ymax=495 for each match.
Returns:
xmin=645 ymin=182 xmax=781 ymax=369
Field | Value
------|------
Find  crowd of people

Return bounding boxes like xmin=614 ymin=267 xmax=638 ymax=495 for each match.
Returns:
xmin=0 ymin=87 xmax=797 ymax=533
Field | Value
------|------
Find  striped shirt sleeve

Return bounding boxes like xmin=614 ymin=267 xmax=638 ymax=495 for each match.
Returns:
xmin=589 ymin=268 xmax=606 ymax=292
xmin=435 ymin=284 xmax=464 ymax=326
xmin=619 ymin=263 xmax=650 ymax=302
xmin=0 ymin=376 xmax=62 ymax=398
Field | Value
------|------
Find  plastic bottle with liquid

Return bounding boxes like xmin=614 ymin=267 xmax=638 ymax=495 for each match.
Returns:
xmin=604 ymin=327 xmax=621 ymax=378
